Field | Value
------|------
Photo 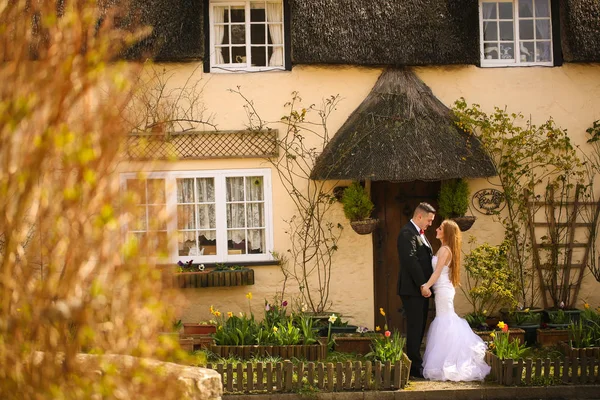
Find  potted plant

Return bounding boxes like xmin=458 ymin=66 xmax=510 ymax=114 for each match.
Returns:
xmin=438 ymin=178 xmax=475 ymax=231
xmin=341 ymin=181 xmax=378 ymax=235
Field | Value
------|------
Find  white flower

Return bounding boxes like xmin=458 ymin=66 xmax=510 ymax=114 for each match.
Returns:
xmin=328 ymin=314 xmax=338 ymax=324
xmin=559 ymin=301 xmax=565 ymax=309
xmin=198 ymin=264 xmax=205 ymax=271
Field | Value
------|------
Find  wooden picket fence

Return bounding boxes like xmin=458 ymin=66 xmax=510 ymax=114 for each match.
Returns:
xmin=486 ymin=352 xmax=600 ymax=385
xmin=207 ymin=356 xmax=411 ymax=393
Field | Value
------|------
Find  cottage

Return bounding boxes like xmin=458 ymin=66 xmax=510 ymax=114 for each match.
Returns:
xmin=116 ymin=0 xmax=600 ymax=333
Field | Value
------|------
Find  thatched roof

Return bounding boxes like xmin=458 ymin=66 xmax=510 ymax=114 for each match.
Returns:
xmin=289 ymin=0 xmax=479 ymax=66
xmin=560 ymin=0 xmax=600 ymax=63
xmin=310 ymin=68 xmax=496 ymax=182
xmin=112 ymin=0 xmax=600 ymax=64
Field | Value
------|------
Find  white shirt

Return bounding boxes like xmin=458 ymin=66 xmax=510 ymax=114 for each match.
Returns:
xmin=410 ymin=219 xmax=430 ymax=248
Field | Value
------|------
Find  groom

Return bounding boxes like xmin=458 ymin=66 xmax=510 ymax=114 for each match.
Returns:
xmin=397 ymin=202 xmax=436 ymax=378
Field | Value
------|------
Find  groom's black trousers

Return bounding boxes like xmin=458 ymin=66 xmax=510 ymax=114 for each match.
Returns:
xmin=400 ymin=294 xmax=430 ymax=374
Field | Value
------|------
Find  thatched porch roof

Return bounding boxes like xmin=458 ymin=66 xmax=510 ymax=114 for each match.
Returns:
xmin=310 ymin=68 xmax=496 ymax=182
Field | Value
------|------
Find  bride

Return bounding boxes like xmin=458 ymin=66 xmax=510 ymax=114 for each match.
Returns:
xmin=420 ymin=220 xmax=491 ymax=381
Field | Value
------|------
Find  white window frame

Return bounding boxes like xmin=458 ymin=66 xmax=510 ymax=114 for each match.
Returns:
xmin=479 ymin=0 xmax=553 ymax=67
xmin=209 ymin=0 xmax=286 ymax=73
xmin=120 ymin=169 xmax=274 ymax=263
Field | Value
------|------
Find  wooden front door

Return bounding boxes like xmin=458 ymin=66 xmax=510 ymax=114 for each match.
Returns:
xmin=371 ymin=180 xmax=442 ymax=333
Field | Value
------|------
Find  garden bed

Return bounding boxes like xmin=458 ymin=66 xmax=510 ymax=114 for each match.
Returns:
xmin=210 ymin=341 xmax=327 ymax=361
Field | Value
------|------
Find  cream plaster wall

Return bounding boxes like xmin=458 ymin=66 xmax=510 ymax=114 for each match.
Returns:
xmin=124 ymin=63 xmax=600 ymax=327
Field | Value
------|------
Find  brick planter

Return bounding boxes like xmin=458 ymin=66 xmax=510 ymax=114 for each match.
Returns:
xmin=537 ymin=328 xmax=569 ymax=347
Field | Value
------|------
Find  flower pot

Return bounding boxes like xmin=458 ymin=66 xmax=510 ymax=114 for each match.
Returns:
xmin=474 ymin=328 xmax=525 ymax=344
xmin=350 ymin=218 xmax=379 ymax=235
xmin=542 ymin=309 xmax=581 ymax=324
xmin=333 ymin=334 xmax=377 ymax=355
xmin=183 ymin=323 xmax=217 ymax=335
xmin=450 ymin=216 xmax=476 ymax=231
xmin=514 ymin=324 xmax=540 ymax=346
xmin=536 ymin=328 xmax=569 ymax=347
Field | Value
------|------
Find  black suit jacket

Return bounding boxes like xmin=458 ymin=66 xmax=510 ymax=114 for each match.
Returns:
xmin=397 ymin=222 xmax=434 ymax=297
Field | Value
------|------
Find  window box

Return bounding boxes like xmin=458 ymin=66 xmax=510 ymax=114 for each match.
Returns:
xmin=174 ymin=268 xmax=255 ymax=288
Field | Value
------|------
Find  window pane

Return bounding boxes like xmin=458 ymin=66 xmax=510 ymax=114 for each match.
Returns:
xmin=519 ymin=19 xmax=534 ymax=40
xmin=251 ymin=46 xmax=267 ymax=67
xmin=499 ymin=21 xmax=514 ymax=40
xmin=231 ymin=25 xmax=245 ymax=44
xmin=177 ymin=178 xmax=195 ymax=203
xmin=247 ymin=203 xmax=264 ymax=228
xmin=520 ymin=41 xmax=535 ymax=62
xmin=482 ymin=2 xmax=497 ymax=19
xmin=198 ymin=204 xmax=215 ymax=229
xmin=500 ymin=42 xmax=515 ymax=59
xmin=127 ymin=179 xmax=146 ymax=204
xmin=484 ymin=21 xmax=498 ymax=41
xmin=227 ymin=177 xmax=245 ymax=201
xmin=221 ymin=27 xmax=230 ymax=45
xmin=148 ymin=205 xmax=167 ymax=230
xmin=177 ymin=205 xmax=196 ymax=229
xmin=227 ymin=203 xmax=246 ymax=228
xmin=250 ymin=5 xmax=266 ymax=22
xmin=223 ymin=6 xmax=230 ymax=23
xmin=147 ymin=179 xmax=165 ymax=203
xmin=230 ymin=6 xmax=245 ymax=23
xmin=232 ymin=47 xmax=247 ymax=63
xmin=519 ymin=0 xmax=533 ymax=18
xmin=251 ymin=23 xmax=266 ymax=44
xmin=133 ymin=206 xmax=147 ymax=230
xmin=535 ymin=0 xmax=550 ymax=17
xmin=196 ymin=178 xmax=215 ymax=202
xmin=248 ymin=229 xmax=265 ymax=254
xmin=228 ymin=230 xmax=247 ymax=254
xmin=536 ymin=19 xmax=551 ymax=39
xmin=484 ymin=43 xmax=500 ymax=59
xmin=246 ymin=176 xmax=264 ymax=200
xmin=179 ymin=231 xmax=198 ymax=256
xmin=199 ymin=233 xmax=217 ymax=255
xmin=498 ymin=2 xmax=513 ymax=19
xmin=536 ymin=41 xmax=552 ymax=61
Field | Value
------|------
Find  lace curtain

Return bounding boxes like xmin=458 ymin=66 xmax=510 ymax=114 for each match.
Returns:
xmin=213 ymin=6 xmax=226 ymax=64
xmin=266 ymin=2 xmax=283 ymax=67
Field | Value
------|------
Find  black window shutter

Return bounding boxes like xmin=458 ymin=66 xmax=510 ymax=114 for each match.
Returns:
xmin=551 ymin=0 xmax=563 ymax=66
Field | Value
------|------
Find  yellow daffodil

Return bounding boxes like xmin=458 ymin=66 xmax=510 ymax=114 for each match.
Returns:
xmin=524 ymin=308 xmax=530 ymax=313
xmin=246 ymin=292 xmax=253 ymax=300
xmin=584 ymin=302 xmax=590 ymax=309
xmin=497 ymin=321 xmax=506 ymax=330
xmin=482 ymin=309 xmax=488 ymax=315
xmin=210 ymin=305 xmax=215 ymax=314
xmin=273 ymin=326 xmax=278 ymax=332
xmin=379 ymin=308 xmax=385 ymax=317
xmin=227 ymin=312 xmax=233 ymax=318
xmin=490 ymin=332 xmax=496 ymax=338
xmin=328 ymin=314 xmax=338 ymax=324
xmin=375 ymin=326 xmax=381 ymax=332
xmin=214 ymin=311 xmax=221 ymax=317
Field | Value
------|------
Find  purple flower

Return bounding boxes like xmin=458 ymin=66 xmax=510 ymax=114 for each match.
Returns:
xmin=177 ymin=261 xmax=185 ymax=267
xmin=282 ymin=301 xmax=288 ymax=307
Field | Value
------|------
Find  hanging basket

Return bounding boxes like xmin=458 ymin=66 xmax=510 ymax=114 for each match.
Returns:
xmin=350 ymin=218 xmax=379 ymax=235
xmin=451 ymin=216 xmax=476 ymax=231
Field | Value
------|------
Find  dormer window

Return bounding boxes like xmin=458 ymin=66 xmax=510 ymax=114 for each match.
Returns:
xmin=208 ymin=0 xmax=288 ymax=73
xmin=479 ymin=0 xmax=554 ymax=67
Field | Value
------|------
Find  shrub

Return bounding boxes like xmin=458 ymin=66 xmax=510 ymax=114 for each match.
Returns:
xmin=438 ymin=178 xmax=470 ymax=219
xmin=341 ymin=182 xmax=374 ymax=221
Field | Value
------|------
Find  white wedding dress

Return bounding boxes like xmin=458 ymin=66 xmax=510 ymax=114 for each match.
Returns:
xmin=422 ymin=255 xmax=491 ymax=381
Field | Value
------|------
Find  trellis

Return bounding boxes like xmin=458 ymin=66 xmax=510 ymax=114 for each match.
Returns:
xmin=125 ymin=130 xmax=279 ymax=160
xmin=526 ymin=185 xmax=600 ymax=308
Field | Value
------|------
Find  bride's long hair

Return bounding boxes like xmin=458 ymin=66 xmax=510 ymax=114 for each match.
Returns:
xmin=441 ymin=220 xmax=462 ymax=287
